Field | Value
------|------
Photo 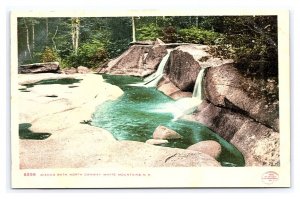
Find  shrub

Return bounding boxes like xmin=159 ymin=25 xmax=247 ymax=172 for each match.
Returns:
xmin=66 ymin=41 xmax=109 ymax=68
xmin=178 ymin=27 xmax=221 ymax=44
xmin=105 ymin=38 xmax=131 ymax=58
xmin=41 ymin=47 xmax=60 ymax=62
xmin=136 ymin=23 xmax=162 ymax=41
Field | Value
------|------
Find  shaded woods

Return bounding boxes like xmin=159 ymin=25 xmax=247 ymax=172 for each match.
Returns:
xmin=18 ymin=16 xmax=278 ymax=79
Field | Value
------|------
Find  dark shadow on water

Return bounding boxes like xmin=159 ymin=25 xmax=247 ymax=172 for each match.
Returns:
xmin=45 ymin=95 xmax=58 ymax=98
xmin=22 ymin=78 xmax=82 ymax=88
xmin=19 ymin=123 xmax=51 ymax=140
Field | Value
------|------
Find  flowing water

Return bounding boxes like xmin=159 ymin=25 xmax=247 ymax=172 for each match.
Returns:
xmin=171 ymin=67 xmax=207 ymax=120
xmin=92 ymin=74 xmax=245 ymax=167
xmin=130 ymin=51 xmax=171 ymax=87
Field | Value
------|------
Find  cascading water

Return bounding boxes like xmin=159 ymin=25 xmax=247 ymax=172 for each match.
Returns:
xmin=163 ymin=67 xmax=208 ymax=121
xmin=192 ymin=67 xmax=206 ymax=99
xmin=130 ymin=50 xmax=171 ymax=87
xmin=92 ymin=74 xmax=245 ymax=167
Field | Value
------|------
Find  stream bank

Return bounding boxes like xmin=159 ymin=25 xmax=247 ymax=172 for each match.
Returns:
xmin=103 ymin=40 xmax=280 ymax=166
xmin=18 ymin=73 xmax=221 ymax=168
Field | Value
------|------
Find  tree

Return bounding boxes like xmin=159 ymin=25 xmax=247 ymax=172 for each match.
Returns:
xmin=71 ymin=17 xmax=80 ymax=55
xmin=21 ymin=18 xmax=33 ymax=62
xmin=131 ymin=17 xmax=136 ymax=42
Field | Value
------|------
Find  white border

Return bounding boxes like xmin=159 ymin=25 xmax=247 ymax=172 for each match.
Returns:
xmin=10 ymin=9 xmax=290 ymax=189
xmin=1 ymin=0 xmax=299 ymax=198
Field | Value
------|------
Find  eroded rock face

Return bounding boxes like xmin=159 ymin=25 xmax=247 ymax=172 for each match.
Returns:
xmin=144 ymin=38 xmax=168 ymax=70
xmin=191 ymin=100 xmax=279 ymax=166
xmin=164 ymin=45 xmax=202 ymax=91
xmin=230 ymin=120 xmax=280 ymax=166
xmin=104 ymin=39 xmax=167 ymax=77
xmin=153 ymin=125 xmax=183 ymax=140
xmin=205 ymin=64 xmax=279 ymax=131
xmin=187 ymin=140 xmax=221 ymax=159
xmin=19 ymin=62 xmax=60 ymax=74
xmin=162 ymin=44 xmax=233 ymax=92
xmin=194 ymin=100 xmax=247 ymax=141
xmin=157 ymin=76 xmax=180 ymax=95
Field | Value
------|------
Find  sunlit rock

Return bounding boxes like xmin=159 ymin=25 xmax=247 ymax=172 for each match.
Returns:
xmin=187 ymin=140 xmax=221 ymax=159
xmin=153 ymin=125 xmax=183 ymax=139
xmin=145 ymin=139 xmax=168 ymax=145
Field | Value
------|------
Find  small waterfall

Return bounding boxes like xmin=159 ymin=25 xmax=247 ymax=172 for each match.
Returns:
xmin=171 ymin=67 xmax=208 ymax=121
xmin=192 ymin=67 xmax=206 ymax=99
xmin=129 ymin=50 xmax=171 ymax=87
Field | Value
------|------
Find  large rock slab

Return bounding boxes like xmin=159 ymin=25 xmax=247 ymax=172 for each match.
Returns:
xmin=143 ymin=38 xmax=168 ymax=70
xmin=20 ymin=130 xmax=221 ymax=168
xmin=145 ymin=139 xmax=168 ymax=145
xmin=153 ymin=125 xmax=183 ymax=140
xmin=231 ymin=120 xmax=280 ymax=166
xmin=19 ymin=62 xmax=60 ymax=74
xmin=164 ymin=44 xmax=233 ymax=92
xmin=164 ymin=45 xmax=202 ymax=91
xmin=187 ymin=140 xmax=222 ymax=159
xmin=191 ymin=100 xmax=279 ymax=166
xmin=115 ymin=141 xmax=221 ymax=167
xmin=104 ymin=40 xmax=167 ymax=77
xmin=157 ymin=76 xmax=180 ymax=95
xmin=194 ymin=100 xmax=247 ymax=141
xmin=18 ymin=73 xmax=220 ymax=168
xmin=205 ymin=64 xmax=279 ymax=131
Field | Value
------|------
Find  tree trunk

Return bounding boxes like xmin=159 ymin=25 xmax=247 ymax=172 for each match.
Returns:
xmin=131 ymin=16 xmax=136 ymax=42
xmin=52 ymin=25 xmax=58 ymax=51
xmin=23 ymin=19 xmax=32 ymax=61
xmin=195 ymin=16 xmax=199 ymax=27
xmin=71 ymin=17 xmax=80 ymax=55
xmin=32 ymin=20 xmax=35 ymax=51
xmin=45 ymin=18 xmax=49 ymax=42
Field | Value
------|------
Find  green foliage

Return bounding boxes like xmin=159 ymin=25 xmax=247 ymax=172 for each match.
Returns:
xmin=136 ymin=23 xmax=161 ymax=41
xmin=214 ymin=16 xmax=278 ymax=78
xmin=66 ymin=41 xmax=108 ymax=68
xmin=41 ymin=47 xmax=60 ymax=62
xmin=17 ymin=16 xmax=278 ymax=78
xmin=178 ymin=26 xmax=222 ymax=44
xmin=105 ymin=38 xmax=131 ymax=58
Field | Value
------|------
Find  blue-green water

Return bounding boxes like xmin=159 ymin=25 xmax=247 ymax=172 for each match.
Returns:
xmin=92 ymin=74 xmax=245 ymax=167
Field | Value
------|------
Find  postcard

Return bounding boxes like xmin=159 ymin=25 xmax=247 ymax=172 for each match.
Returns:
xmin=11 ymin=10 xmax=290 ymax=188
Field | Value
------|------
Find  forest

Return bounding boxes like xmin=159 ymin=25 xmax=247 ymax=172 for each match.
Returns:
xmin=17 ymin=16 xmax=278 ymax=78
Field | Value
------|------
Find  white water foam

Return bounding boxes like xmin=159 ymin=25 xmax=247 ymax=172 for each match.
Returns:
xmin=128 ymin=50 xmax=171 ymax=87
